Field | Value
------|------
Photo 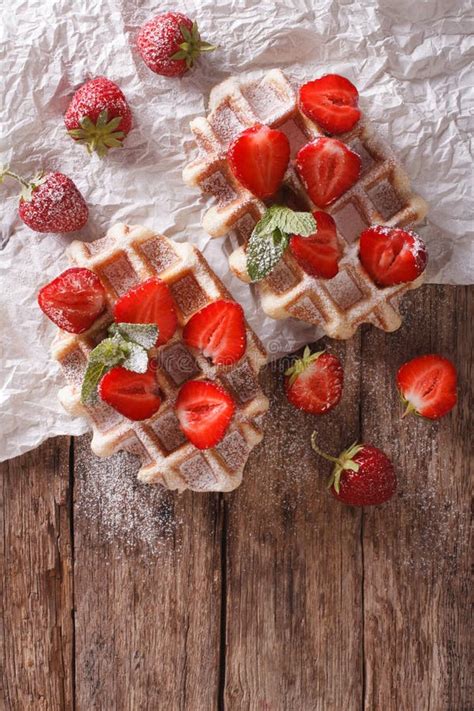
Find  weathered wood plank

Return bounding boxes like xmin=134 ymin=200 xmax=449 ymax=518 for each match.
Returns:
xmin=360 ymin=285 xmax=472 ymax=711
xmin=0 ymin=437 xmax=73 ymax=711
xmin=224 ymin=336 xmax=364 ymax=711
xmin=73 ymin=435 xmax=223 ymax=711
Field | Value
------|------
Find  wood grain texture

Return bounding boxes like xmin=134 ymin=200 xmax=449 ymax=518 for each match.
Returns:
xmin=0 ymin=437 xmax=73 ymax=711
xmin=0 ymin=285 xmax=472 ymax=711
xmin=73 ymin=435 xmax=223 ymax=711
xmin=223 ymin=336 xmax=364 ymax=711
xmin=360 ymin=286 xmax=473 ymax=711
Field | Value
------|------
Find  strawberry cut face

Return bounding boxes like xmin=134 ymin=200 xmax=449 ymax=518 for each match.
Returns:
xmin=285 ymin=348 xmax=344 ymax=415
xmin=175 ymin=380 xmax=236 ymax=449
xmin=289 ymin=211 xmax=342 ymax=279
xmin=183 ymin=300 xmax=246 ymax=365
xmin=228 ymin=124 xmax=290 ymax=199
xmin=38 ymin=267 xmax=106 ymax=334
xmin=299 ymin=74 xmax=361 ymax=135
xmin=396 ymin=354 xmax=457 ymax=420
xmin=359 ymin=226 xmax=427 ymax=287
xmin=98 ymin=364 xmax=162 ymax=421
xmin=296 ymin=137 xmax=361 ymax=208
xmin=113 ymin=277 xmax=177 ymax=346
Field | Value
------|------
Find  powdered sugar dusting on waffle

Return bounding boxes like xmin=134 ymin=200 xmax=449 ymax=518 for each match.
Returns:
xmin=183 ymin=69 xmax=428 ymax=340
xmin=53 ymin=223 xmax=269 ymax=493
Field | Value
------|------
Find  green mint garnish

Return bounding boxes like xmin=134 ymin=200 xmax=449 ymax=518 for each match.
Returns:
xmin=247 ymin=205 xmax=317 ymax=282
xmin=80 ymin=322 xmax=158 ymax=405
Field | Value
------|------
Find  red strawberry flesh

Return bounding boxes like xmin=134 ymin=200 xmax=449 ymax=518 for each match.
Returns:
xmin=396 ymin=354 xmax=457 ymax=420
xmin=175 ymin=380 xmax=235 ymax=449
xmin=296 ymin=137 xmax=361 ymax=207
xmin=99 ymin=365 xmax=161 ymax=421
xmin=359 ymin=226 xmax=427 ymax=287
xmin=228 ymin=124 xmax=290 ymax=199
xmin=113 ymin=277 xmax=177 ymax=346
xmin=285 ymin=349 xmax=343 ymax=415
xmin=299 ymin=74 xmax=361 ymax=135
xmin=183 ymin=300 xmax=246 ymax=365
xmin=289 ymin=211 xmax=342 ymax=279
xmin=38 ymin=267 xmax=106 ymax=333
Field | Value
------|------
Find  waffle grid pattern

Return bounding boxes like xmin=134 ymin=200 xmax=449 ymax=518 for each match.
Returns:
xmin=183 ymin=69 xmax=428 ymax=339
xmin=52 ymin=223 xmax=269 ymax=492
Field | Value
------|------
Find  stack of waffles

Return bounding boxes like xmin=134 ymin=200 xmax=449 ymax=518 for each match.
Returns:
xmin=52 ymin=223 xmax=269 ymax=492
xmin=183 ymin=69 xmax=428 ymax=339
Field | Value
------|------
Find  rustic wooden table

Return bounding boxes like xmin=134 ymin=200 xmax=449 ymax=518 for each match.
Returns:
xmin=1 ymin=285 xmax=472 ymax=711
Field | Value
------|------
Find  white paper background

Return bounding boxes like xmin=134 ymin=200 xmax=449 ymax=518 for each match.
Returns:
xmin=1 ymin=0 xmax=473 ymax=463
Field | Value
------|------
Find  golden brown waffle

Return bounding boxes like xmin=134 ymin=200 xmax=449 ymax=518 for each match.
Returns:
xmin=52 ymin=223 xmax=269 ymax=492
xmin=183 ymin=69 xmax=428 ymax=339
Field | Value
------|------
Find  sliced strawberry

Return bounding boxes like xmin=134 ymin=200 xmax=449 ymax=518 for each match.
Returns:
xmin=175 ymin=380 xmax=235 ymax=449
xmin=98 ymin=365 xmax=162 ymax=421
xmin=227 ymin=124 xmax=290 ymax=199
xmin=396 ymin=354 xmax=457 ymax=420
xmin=299 ymin=75 xmax=361 ymax=135
xmin=38 ymin=267 xmax=106 ymax=334
xmin=183 ymin=300 xmax=246 ymax=365
xmin=359 ymin=226 xmax=427 ymax=287
xmin=296 ymin=137 xmax=361 ymax=207
xmin=289 ymin=211 xmax=342 ymax=279
xmin=113 ymin=277 xmax=177 ymax=346
xmin=285 ymin=347 xmax=343 ymax=415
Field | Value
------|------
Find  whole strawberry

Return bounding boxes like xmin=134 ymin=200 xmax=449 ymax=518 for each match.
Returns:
xmin=137 ymin=12 xmax=216 ymax=77
xmin=311 ymin=434 xmax=397 ymax=506
xmin=1 ymin=167 xmax=88 ymax=233
xmin=64 ymin=77 xmax=132 ymax=158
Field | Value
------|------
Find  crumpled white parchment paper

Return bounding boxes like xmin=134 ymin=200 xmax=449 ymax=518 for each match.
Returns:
xmin=1 ymin=0 xmax=472 ymax=462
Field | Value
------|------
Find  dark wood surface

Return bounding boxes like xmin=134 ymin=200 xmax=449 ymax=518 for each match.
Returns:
xmin=1 ymin=285 xmax=472 ymax=711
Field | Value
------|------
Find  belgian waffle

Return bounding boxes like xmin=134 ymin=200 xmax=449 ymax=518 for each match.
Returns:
xmin=51 ymin=223 xmax=269 ymax=492
xmin=183 ymin=69 xmax=428 ymax=339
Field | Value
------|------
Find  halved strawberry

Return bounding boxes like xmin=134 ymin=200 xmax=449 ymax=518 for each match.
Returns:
xmin=98 ymin=364 xmax=162 ymax=421
xmin=285 ymin=347 xmax=343 ymax=415
xmin=289 ymin=211 xmax=342 ymax=279
xmin=396 ymin=354 xmax=457 ymax=420
xmin=296 ymin=138 xmax=361 ymax=207
xmin=113 ymin=277 xmax=177 ymax=346
xmin=359 ymin=226 xmax=427 ymax=287
xmin=183 ymin=300 xmax=246 ymax=365
xmin=227 ymin=124 xmax=290 ymax=199
xmin=175 ymin=380 xmax=235 ymax=449
xmin=38 ymin=267 xmax=106 ymax=334
xmin=299 ymin=75 xmax=361 ymax=135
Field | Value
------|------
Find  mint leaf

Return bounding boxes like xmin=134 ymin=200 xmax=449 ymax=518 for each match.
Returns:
xmin=247 ymin=227 xmax=289 ymax=282
xmin=122 ymin=343 xmax=149 ymax=373
xmin=88 ymin=336 xmax=128 ymax=366
xmin=81 ymin=361 xmax=108 ymax=404
xmin=109 ymin=322 xmax=158 ymax=350
xmin=255 ymin=205 xmax=316 ymax=237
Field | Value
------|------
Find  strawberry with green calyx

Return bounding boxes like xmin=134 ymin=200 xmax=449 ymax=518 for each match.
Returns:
xmin=137 ymin=13 xmax=217 ymax=77
xmin=64 ymin=77 xmax=132 ymax=158
xmin=396 ymin=354 xmax=457 ymax=420
xmin=285 ymin=347 xmax=343 ymax=414
xmin=80 ymin=322 xmax=158 ymax=406
xmin=247 ymin=205 xmax=317 ymax=282
xmin=1 ymin=167 xmax=88 ymax=233
xmin=311 ymin=434 xmax=397 ymax=506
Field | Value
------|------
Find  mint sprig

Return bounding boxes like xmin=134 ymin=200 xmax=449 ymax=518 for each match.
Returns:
xmin=80 ymin=322 xmax=158 ymax=405
xmin=247 ymin=205 xmax=317 ymax=282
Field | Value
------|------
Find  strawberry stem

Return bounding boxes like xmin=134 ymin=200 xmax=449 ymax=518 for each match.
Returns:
xmin=0 ymin=168 xmax=31 ymax=190
xmin=402 ymin=401 xmax=417 ymax=418
xmin=310 ymin=433 xmax=340 ymax=463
